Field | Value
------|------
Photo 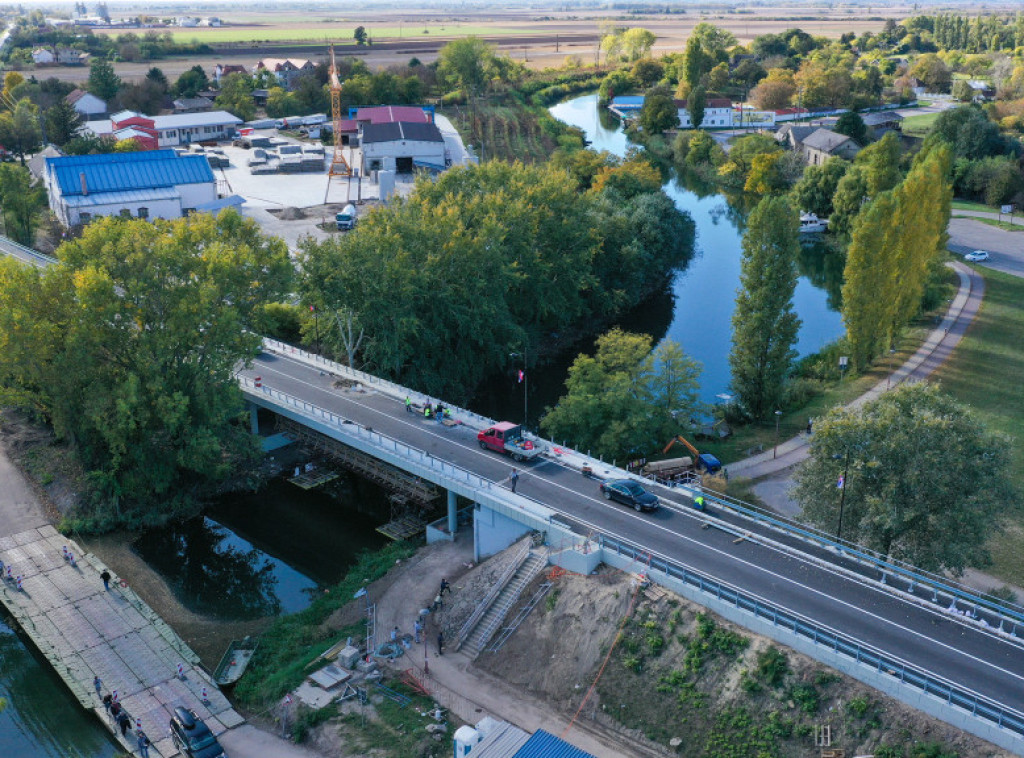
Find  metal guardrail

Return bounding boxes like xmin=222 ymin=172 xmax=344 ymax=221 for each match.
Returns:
xmin=240 ymin=376 xmax=495 ymax=492
xmin=255 ymin=337 xmax=1024 ymax=635
xmin=0 ymin=235 xmax=58 ymax=269
xmin=260 ymin=337 xmax=499 ymax=431
xmin=455 ymin=542 xmax=531 ymax=651
xmin=600 ymin=534 xmax=1024 ymax=741
xmin=699 ymin=487 xmax=1024 ymax=633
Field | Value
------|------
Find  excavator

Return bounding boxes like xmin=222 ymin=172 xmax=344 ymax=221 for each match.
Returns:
xmin=641 ymin=436 xmax=722 ymax=482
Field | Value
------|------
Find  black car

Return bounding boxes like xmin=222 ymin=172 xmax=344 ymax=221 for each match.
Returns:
xmin=599 ymin=479 xmax=659 ymax=512
xmin=169 ymin=707 xmax=226 ymax=758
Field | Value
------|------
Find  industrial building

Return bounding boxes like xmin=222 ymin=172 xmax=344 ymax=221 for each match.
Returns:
xmin=360 ymin=121 xmax=446 ymax=174
xmin=82 ymin=110 xmax=243 ymax=148
xmin=44 ymin=150 xmax=218 ymax=226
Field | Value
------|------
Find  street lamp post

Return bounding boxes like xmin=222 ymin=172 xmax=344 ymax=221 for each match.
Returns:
xmin=886 ymin=346 xmax=897 ymax=390
xmin=773 ymin=410 xmax=782 ymax=459
xmin=837 ymin=448 xmax=851 ymax=541
xmin=310 ymin=305 xmax=320 ymax=354
xmin=510 ymin=350 xmax=528 ymax=429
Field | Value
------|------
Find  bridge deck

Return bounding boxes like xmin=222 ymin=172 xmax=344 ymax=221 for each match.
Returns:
xmin=0 ymin=525 xmax=243 ymax=757
xmin=243 ymin=348 xmax=1024 ymax=722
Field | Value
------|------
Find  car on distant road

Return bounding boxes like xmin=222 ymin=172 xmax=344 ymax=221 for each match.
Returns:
xmin=965 ymin=250 xmax=990 ymax=262
xmin=599 ymin=479 xmax=660 ymax=512
xmin=169 ymin=707 xmax=227 ymax=758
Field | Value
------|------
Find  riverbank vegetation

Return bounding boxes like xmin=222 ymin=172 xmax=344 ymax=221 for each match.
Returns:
xmin=299 ymin=158 xmax=694 ymax=401
xmin=0 ymin=211 xmax=292 ymax=531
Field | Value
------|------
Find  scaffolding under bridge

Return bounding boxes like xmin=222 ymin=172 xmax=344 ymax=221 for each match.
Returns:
xmin=276 ymin=417 xmax=441 ymax=507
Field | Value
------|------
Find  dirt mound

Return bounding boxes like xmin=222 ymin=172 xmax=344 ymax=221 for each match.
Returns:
xmin=276 ymin=206 xmax=305 ymax=220
xmin=475 ymin=571 xmax=1012 ymax=757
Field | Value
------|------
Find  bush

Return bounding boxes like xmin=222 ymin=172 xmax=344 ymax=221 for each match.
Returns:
xmin=755 ymin=647 xmax=789 ymax=687
xmin=847 ymin=695 xmax=872 ymax=718
xmin=789 ymin=682 xmax=820 ymax=714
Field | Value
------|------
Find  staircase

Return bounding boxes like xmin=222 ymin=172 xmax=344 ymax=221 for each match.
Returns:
xmin=460 ymin=553 xmax=547 ymax=659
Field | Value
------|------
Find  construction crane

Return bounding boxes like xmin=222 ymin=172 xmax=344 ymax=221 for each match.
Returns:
xmin=327 ymin=44 xmax=351 ymax=179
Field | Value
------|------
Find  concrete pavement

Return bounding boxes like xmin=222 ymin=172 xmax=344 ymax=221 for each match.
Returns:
xmin=727 ymin=260 xmax=983 ymax=479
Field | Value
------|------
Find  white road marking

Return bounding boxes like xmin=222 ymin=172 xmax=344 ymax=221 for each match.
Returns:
xmin=250 ymin=357 xmax=1024 ymax=686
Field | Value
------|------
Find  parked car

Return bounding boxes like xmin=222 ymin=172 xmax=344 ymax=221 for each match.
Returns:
xmin=599 ymin=479 xmax=660 ymax=512
xmin=169 ymin=707 xmax=226 ymax=758
xmin=965 ymin=250 xmax=990 ymax=262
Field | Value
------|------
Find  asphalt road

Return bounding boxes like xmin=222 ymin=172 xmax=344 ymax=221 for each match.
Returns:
xmin=244 ymin=350 xmax=1024 ymax=717
xmin=948 ymin=216 xmax=1024 ymax=278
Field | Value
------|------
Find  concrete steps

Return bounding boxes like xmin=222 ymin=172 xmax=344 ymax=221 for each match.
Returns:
xmin=462 ymin=553 xmax=547 ymax=659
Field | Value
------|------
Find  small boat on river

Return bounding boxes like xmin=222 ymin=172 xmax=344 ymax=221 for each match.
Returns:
xmin=799 ymin=212 xmax=829 ymax=233
xmin=213 ymin=636 xmax=259 ymax=686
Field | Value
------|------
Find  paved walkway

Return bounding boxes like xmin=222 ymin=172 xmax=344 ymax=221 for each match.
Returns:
xmin=727 ymin=260 xmax=983 ymax=479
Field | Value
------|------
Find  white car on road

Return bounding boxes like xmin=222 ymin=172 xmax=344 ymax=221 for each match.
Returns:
xmin=964 ymin=250 xmax=990 ymax=262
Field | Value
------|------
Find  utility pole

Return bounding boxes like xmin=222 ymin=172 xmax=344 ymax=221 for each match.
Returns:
xmin=837 ymin=449 xmax=851 ymax=541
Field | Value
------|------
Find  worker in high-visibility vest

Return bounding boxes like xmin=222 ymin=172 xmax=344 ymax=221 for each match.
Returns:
xmin=694 ymin=494 xmax=705 ymax=511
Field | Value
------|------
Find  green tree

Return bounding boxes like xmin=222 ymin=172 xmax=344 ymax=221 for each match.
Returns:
xmin=683 ymin=36 xmax=708 ymax=92
xmin=0 ymin=164 xmax=45 ymax=246
xmin=718 ymin=133 xmax=781 ymax=187
xmin=291 ymin=74 xmax=327 ymax=114
xmin=729 ymin=195 xmax=801 ymax=421
xmin=930 ymin=105 xmax=1010 ymax=160
xmin=620 ymin=28 xmax=656 ymax=61
xmin=214 ymin=72 xmax=256 ymax=122
xmin=855 ymin=131 xmax=902 ymax=197
xmin=687 ymin=85 xmax=707 ymax=130
xmin=638 ymin=91 xmax=679 ymax=135
xmin=794 ymin=384 xmax=1011 ymax=573
xmin=299 ymin=162 xmax=692 ymax=400
xmin=116 ymin=79 xmax=164 ymax=115
xmin=828 ymin=164 xmax=869 ymax=237
xmin=689 ymin=22 xmax=737 ymax=64
xmin=951 ymin=78 xmax=974 ymax=102
xmin=354 ymin=26 xmax=367 ymax=46
xmin=437 ymin=37 xmax=495 ymax=97
xmin=145 ymin=66 xmax=168 ymax=90
xmin=87 ymin=57 xmax=121 ymax=102
xmin=540 ymin=330 xmax=701 ymax=461
xmin=792 ymin=157 xmax=849 ymax=217
xmin=834 ymin=111 xmax=868 ymax=145
xmin=44 ymin=96 xmax=84 ymax=147
xmin=599 ymin=69 xmax=637 ymax=102
xmin=0 ymin=211 xmax=293 ymax=528
xmin=174 ymin=65 xmax=209 ymax=99
xmin=0 ymin=98 xmax=43 ymax=163
xmin=909 ymin=53 xmax=951 ymax=93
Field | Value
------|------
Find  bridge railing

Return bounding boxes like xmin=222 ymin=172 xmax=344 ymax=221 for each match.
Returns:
xmin=241 ymin=376 xmax=497 ymax=492
xmin=255 ymin=337 xmax=1024 ymax=635
xmin=697 ymin=486 xmax=1024 ymax=634
xmin=600 ymin=533 xmax=1024 ymax=743
xmin=0 ymin=234 xmax=58 ymax=269
xmin=260 ymin=337 xmax=498 ymax=430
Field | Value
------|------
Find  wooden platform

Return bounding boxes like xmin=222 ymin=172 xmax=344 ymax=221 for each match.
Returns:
xmin=376 ymin=516 xmax=426 ymax=541
xmin=0 ymin=525 xmax=244 ymax=757
xmin=289 ymin=468 xmax=340 ymax=489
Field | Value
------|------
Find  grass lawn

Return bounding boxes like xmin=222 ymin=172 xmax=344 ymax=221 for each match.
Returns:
xmin=952 ymin=199 xmax=1002 ymax=213
xmin=936 ymin=268 xmax=1024 ymax=587
xmin=104 ymin=24 xmax=522 ymax=44
xmin=901 ymin=111 xmax=940 ymax=137
xmin=952 ymin=214 xmax=1024 ymax=232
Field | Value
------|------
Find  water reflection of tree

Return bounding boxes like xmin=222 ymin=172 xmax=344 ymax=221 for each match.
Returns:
xmin=797 ymin=239 xmax=845 ymax=311
xmin=598 ymin=107 xmax=621 ymax=132
xmin=170 ymin=519 xmax=281 ymax=619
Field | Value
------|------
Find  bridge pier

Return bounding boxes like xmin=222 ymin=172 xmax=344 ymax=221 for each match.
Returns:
xmin=447 ymin=490 xmax=457 ymax=540
xmin=248 ymin=401 xmax=259 ymax=435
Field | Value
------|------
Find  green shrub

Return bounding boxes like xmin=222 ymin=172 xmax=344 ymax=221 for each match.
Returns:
xmin=755 ymin=647 xmax=789 ymax=687
xmin=789 ymin=683 xmax=820 ymax=714
xmin=847 ymin=695 xmax=872 ymax=718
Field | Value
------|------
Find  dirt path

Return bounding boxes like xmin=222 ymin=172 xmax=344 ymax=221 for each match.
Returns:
xmin=366 ymin=535 xmax=656 ymax=758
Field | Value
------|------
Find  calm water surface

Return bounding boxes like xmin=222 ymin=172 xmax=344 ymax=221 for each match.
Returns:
xmin=475 ymin=95 xmax=844 ymax=425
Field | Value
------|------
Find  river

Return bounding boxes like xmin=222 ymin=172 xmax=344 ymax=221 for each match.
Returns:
xmin=473 ymin=94 xmax=845 ymax=426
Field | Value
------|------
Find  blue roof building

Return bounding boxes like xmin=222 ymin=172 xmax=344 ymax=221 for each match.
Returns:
xmin=454 ymin=719 xmax=597 ymax=758
xmin=44 ymin=150 xmax=219 ymax=227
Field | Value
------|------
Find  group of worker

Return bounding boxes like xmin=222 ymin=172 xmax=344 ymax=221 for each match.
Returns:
xmin=405 ymin=396 xmax=450 ymax=422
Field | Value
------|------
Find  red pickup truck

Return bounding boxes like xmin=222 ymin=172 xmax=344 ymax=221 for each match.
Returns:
xmin=477 ymin=422 xmax=544 ymax=462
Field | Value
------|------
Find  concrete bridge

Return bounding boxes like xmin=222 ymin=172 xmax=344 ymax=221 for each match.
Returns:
xmin=244 ymin=338 xmax=1024 ymax=755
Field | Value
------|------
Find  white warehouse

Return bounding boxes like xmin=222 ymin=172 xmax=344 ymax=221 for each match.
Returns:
xmin=360 ymin=121 xmax=447 ymax=174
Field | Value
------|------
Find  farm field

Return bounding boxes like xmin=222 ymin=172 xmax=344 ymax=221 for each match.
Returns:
xmin=97 ymin=24 xmax=523 ymax=44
